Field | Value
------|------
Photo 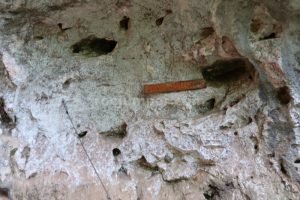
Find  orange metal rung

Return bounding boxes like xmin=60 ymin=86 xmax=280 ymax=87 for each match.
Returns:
xmin=144 ymin=79 xmax=207 ymax=95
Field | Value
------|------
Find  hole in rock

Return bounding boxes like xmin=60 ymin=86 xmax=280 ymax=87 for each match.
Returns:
xmin=113 ymin=148 xmax=121 ymax=157
xmin=120 ymin=16 xmax=130 ymax=30
xmin=63 ymin=78 xmax=72 ymax=89
xmin=248 ymin=117 xmax=253 ymax=124
xmin=72 ymin=36 xmax=117 ymax=56
xmin=250 ymin=136 xmax=259 ymax=153
xmin=201 ymin=58 xmax=251 ymax=82
xmin=57 ymin=23 xmax=71 ymax=31
xmin=100 ymin=123 xmax=127 ymax=138
xmin=294 ymin=159 xmax=300 ymax=164
xmin=78 ymin=131 xmax=87 ymax=138
xmin=0 ymin=187 xmax=9 ymax=199
xmin=0 ymin=97 xmax=13 ymax=126
xmin=200 ymin=27 xmax=215 ymax=38
xmin=199 ymin=98 xmax=216 ymax=114
xmin=10 ymin=148 xmax=17 ymax=157
xmin=259 ymin=32 xmax=277 ymax=40
xmin=155 ymin=10 xmax=172 ymax=27
xmin=229 ymin=99 xmax=240 ymax=107
xmin=118 ymin=166 xmax=127 ymax=174
xmin=225 ymin=182 xmax=234 ymax=188
xmin=155 ymin=17 xmax=164 ymax=26
xmin=205 ymin=98 xmax=215 ymax=110
xmin=277 ymin=86 xmax=292 ymax=105
xmin=234 ymin=131 xmax=238 ymax=136
xmin=165 ymin=9 xmax=173 ymax=15
xmin=203 ymin=184 xmax=220 ymax=200
xmin=280 ymin=158 xmax=288 ymax=177
xmin=34 ymin=36 xmax=44 ymax=40
xmin=57 ymin=23 xmax=63 ymax=30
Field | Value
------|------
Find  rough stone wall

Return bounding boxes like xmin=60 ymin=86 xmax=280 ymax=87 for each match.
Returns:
xmin=0 ymin=0 xmax=300 ymax=199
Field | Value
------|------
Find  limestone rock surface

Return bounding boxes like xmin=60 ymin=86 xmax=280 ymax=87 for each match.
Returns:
xmin=0 ymin=0 xmax=300 ymax=199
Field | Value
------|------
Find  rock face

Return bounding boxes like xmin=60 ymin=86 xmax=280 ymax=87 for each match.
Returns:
xmin=0 ymin=0 xmax=300 ymax=199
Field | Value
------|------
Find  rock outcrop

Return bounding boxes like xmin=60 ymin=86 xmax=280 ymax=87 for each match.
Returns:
xmin=0 ymin=0 xmax=300 ymax=199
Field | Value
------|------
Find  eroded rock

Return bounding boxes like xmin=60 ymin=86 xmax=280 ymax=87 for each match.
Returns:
xmin=0 ymin=0 xmax=299 ymax=199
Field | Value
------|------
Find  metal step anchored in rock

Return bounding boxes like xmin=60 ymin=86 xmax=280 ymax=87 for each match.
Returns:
xmin=143 ymin=79 xmax=207 ymax=96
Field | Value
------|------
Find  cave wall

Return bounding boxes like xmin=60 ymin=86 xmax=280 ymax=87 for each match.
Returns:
xmin=0 ymin=0 xmax=300 ymax=199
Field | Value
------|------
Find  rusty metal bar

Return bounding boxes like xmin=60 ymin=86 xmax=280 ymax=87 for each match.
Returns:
xmin=144 ymin=79 xmax=207 ymax=95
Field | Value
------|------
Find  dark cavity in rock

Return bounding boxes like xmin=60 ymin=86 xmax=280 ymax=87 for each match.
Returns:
xmin=100 ymin=123 xmax=127 ymax=138
xmin=112 ymin=148 xmax=121 ymax=157
xmin=203 ymin=184 xmax=220 ymax=200
xmin=63 ymin=78 xmax=72 ymax=89
xmin=294 ymin=159 xmax=300 ymax=164
xmin=200 ymin=27 xmax=215 ymax=38
xmin=0 ymin=187 xmax=10 ymax=199
xmin=205 ymin=98 xmax=215 ymax=110
xmin=155 ymin=17 xmax=164 ymax=26
xmin=277 ymin=86 xmax=291 ymax=105
xmin=0 ymin=97 xmax=13 ymax=127
xmin=280 ymin=158 xmax=289 ymax=177
xmin=78 ymin=131 xmax=87 ymax=138
xmin=201 ymin=59 xmax=249 ymax=82
xmin=57 ymin=23 xmax=71 ymax=32
xmin=72 ymin=36 xmax=117 ymax=56
xmin=259 ymin=32 xmax=277 ymax=40
xmin=155 ymin=10 xmax=172 ymax=26
xmin=198 ymin=98 xmax=216 ymax=114
xmin=120 ymin=16 xmax=130 ymax=30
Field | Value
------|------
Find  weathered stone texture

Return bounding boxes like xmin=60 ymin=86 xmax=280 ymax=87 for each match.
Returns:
xmin=0 ymin=0 xmax=300 ymax=199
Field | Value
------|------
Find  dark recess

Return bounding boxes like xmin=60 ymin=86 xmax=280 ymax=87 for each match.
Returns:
xmin=156 ymin=17 xmax=164 ymax=26
xmin=155 ymin=9 xmax=172 ymax=26
xmin=200 ymin=27 xmax=215 ymax=38
xmin=205 ymin=98 xmax=215 ymax=110
xmin=277 ymin=86 xmax=291 ymax=105
xmin=34 ymin=36 xmax=44 ymax=40
xmin=203 ymin=184 xmax=220 ymax=200
xmin=112 ymin=148 xmax=121 ymax=157
xmin=63 ymin=78 xmax=72 ymax=89
xmin=280 ymin=158 xmax=288 ymax=177
xmin=0 ymin=97 xmax=13 ymax=126
xmin=0 ymin=187 xmax=10 ymax=199
xmin=78 ymin=131 xmax=87 ymax=138
xmin=259 ymin=32 xmax=277 ymax=40
xmin=198 ymin=98 xmax=216 ymax=114
xmin=295 ymin=159 xmax=300 ymax=164
xmin=72 ymin=36 xmax=117 ymax=56
xmin=120 ymin=16 xmax=130 ymax=30
xmin=201 ymin=59 xmax=248 ymax=82
xmin=100 ymin=123 xmax=127 ymax=138
xmin=57 ymin=23 xmax=71 ymax=31
xmin=248 ymin=117 xmax=253 ymax=124
xmin=118 ymin=166 xmax=128 ymax=174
